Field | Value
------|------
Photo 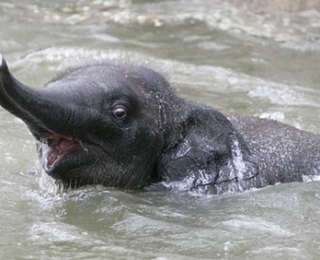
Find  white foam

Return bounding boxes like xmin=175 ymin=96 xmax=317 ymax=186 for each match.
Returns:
xmin=302 ymin=175 xmax=320 ymax=182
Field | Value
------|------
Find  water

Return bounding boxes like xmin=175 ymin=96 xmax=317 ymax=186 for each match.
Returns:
xmin=1 ymin=0 xmax=320 ymax=259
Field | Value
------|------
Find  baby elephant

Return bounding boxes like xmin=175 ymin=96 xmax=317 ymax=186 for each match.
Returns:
xmin=0 ymin=53 xmax=319 ymax=194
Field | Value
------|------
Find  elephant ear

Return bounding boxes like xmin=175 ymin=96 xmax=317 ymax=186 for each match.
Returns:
xmin=213 ymin=131 xmax=259 ymax=193
xmin=157 ymin=104 xmax=259 ymax=193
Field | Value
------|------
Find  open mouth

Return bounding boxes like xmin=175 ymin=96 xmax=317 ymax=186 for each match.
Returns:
xmin=41 ymin=134 xmax=82 ymax=171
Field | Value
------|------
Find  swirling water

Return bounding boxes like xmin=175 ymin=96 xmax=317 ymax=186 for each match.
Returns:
xmin=1 ymin=0 xmax=320 ymax=259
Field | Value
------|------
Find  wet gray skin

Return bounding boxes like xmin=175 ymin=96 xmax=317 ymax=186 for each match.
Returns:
xmin=0 ymin=53 xmax=320 ymax=194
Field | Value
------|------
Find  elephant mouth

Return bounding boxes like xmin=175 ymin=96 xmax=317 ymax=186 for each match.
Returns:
xmin=41 ymin=134 xmax=82 ymax=172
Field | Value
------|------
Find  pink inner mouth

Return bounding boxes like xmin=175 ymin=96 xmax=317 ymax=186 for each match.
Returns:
xmin=44 ymin=134 xmax=81 ymax=167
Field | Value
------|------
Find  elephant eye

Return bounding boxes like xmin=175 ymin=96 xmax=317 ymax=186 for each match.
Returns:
xmin=112 ymin=106 xmax=127 ymax=119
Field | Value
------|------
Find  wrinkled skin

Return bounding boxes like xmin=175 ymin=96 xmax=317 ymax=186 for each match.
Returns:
xmin=0 ymin=53 xmax=320 ymax=194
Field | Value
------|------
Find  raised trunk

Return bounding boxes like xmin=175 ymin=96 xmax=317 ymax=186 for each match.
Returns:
xmin=0 ymin=54 xmax=74 ymax=138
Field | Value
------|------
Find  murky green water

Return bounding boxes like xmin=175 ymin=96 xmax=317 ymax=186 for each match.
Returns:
xmin=1 ymin=0 xmax=320 ymax=259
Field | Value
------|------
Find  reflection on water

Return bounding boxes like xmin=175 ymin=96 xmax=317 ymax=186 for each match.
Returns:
xmin=1 ymin=0 xmax=320 ymax=259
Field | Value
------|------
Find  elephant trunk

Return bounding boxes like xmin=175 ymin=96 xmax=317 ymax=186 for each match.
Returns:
xmin=0 ymin=53 xmax=75 ymax=139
